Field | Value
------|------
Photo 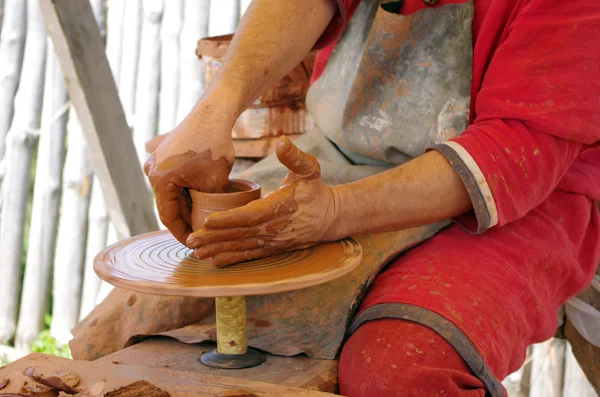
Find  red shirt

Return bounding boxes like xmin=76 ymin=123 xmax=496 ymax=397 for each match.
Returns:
xmin=313 ymin=0 xmax=600 ymax=233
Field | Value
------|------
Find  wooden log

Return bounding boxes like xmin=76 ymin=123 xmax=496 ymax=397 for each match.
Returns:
xmin=529 ymin=339 xmax=566 ymax=397
xmin=563 ymin=343 xmax=596 ymax=397
xmin=133 ymin=0 xmax=164 ymax=164
xmin=176 ymin=0 xmax=210 ymax=123
xmin=39 ymin=0 xmax=159 ymax=239
xmin=50 ymin=111 xmax=93 ymax=344
xmin=0 ymin=0 xmax=47 ymax=344
xmin=79 ymin=0 xmax=110 ymax=322
xmin=0 ymin=0 xmax=27 ymax=160
xmin=240 ymin=0 xmax=252 ymax=15
xmin=14 ymin=41 xmax=68 ymax=351
xmin=209 ymin=0 xmax=240 ymax=37
xmin=118 ymin=0 xmax=142 ymax=126
xmin=105 ymin=0 xmax=125 ymax=83
xmin=158 ymin=0 xmax=183 ymax=133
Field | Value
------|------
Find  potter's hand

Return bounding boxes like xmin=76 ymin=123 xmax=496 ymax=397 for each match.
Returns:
xmin=144 ymin=104 xmax=235 ymax=245
xmin=186 ymin=136 xmax=341 ymax=268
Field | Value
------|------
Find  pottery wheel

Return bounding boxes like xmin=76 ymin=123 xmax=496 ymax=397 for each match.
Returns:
xmin=94 ymin=230 xmax=362 ymax=298
xmin=94 ymin=230 xmax=362 ymax=370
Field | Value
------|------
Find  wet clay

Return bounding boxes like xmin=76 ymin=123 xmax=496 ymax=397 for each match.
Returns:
xmin=71 ymin=381 xmax=105 ymax=397
xmin=93 ymin=230 xmax=362 ymax=298
xmin=144 ymin=150 xmax=233 ymax=245
xmin=0 ymin=371 xmax=57 ymax=397
xmin=104 ymin=380 xmax=170 ymax=397
xmin=189 ymin=180 xmax=261 ymax=232
xmin=0 ymin=378 xmax=7 ymax=390
xmin=24 ymin=367 xmax=79 ymax=394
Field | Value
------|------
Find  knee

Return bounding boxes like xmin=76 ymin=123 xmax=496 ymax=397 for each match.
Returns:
xmin=339 ymin=319 xmax=486 ymax=397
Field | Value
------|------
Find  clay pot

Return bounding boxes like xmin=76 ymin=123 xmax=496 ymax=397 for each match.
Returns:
xmin=189 ymin=179 xmax=261 ymax=231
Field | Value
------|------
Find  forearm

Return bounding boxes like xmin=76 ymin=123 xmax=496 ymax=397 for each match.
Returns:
xmin=201 ymin=0 xmax=337 ymax=116
xmin=330 ymin=151 xmax=472 ymax=237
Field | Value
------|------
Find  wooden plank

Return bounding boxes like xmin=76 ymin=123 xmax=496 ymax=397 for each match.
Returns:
xmin=563 ymin=343 xmax=596 ymax=397
xmin=565 ymin=319 xmax=600 ymax=395
xmin=1 ymin=353 xmax=337 ymax=396
xmin=0 ymin=0 xmax=47 ymax=344
xmin=15 ymin=41 xmax=68 ymax=350
xmin=39 ymin=0 xmax=159 ymax=239
xmin=0 ymin=0 xmax=27 ymax=159
xmin=98 ymin=338 xmax=338 ymax=393
xmin=529 ymin=339 xmax=566 ymax=397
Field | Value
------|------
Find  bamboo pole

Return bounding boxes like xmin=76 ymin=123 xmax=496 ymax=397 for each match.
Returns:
xmin=562 ymin=343 xmax=596 ymax=397
xmin=79 ymin=0 xmax=109 ymax=322
xmin=208 ymin=0 xmax=240 ymax=37
xmin=0 ymin=0 xmax=47 ymax=344
xmin=14 ymin=41 xmax=69 ymax=351
xmin=50 ymin=111 xmax=93 ymax=345
xmin=158 ymin=0 xmax=183 ymax=133
xmin=529 ymin=339 xmax=566 ymax=397
xmin=0 ymin=0 xmax=27 ymax=160
xmin=133 ymin=0 xmax=164 ymax=164
xmin=176 ymin=0 xmax=210 ymax=123
xmin=118 ymin=0 xmax=142 ymax=126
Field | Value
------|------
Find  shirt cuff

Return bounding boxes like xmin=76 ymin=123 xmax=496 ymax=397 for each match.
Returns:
xmin=432 ymin=141 xmax=499 ymax=234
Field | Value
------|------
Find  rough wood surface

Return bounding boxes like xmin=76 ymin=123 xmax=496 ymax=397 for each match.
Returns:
xmin=50 ymin=111 xmax=93 ymax=344
xmin=208 ymin=0 xmax=240 ymax=37
xmin=0 ymin=0 xmax=27 ymax=160
xmin=529 ymin=339 xmax=566 ymax=397
xmin=0 ymin=353 xmax=337 ymax=396
xmin=176 ymin=0 xmax=210 ymax=123
xmin=15 ymin=42 xmax=68 ymax=350
xmin=134 ymin=0 xmax=163 ymax=165
xmin=39 ymin=0 xmax=159 ymax=239
xmin=565 ymin=319 xmax=600 ymax=395
xmin=159 ymin=0 xmax=183 ymax=132
xmin=97 ymin=338 xmax=338 ymax=394
xmin=118 ymin=0 xmax=142 ymax=126
xmin=0 ymin=0 xmax=47 ymax=344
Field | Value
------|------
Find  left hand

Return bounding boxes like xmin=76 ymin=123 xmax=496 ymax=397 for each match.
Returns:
xmin=186 ymin=136 xmax=341 ymax=268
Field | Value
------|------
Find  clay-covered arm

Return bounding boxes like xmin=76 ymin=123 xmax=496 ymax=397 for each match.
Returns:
xmin=204 ymin=0 xmax=338 ymax=116
xmin=330 ymin=150 xmax=472 ymax=238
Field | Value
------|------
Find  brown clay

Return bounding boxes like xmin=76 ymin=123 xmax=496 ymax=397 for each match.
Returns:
xmin=24 ymin=367 xmax=80 ymax=394
xmin=189 ymin=180 xmax=261 ymax=231
xmin=103 ymin=381 xmax=170 ymax=397
xmin=0 ymin=371 xmax=57 ymax=397
xmin=71 ymin=381 xmax=105 ymax=397
xmin=217 ymin=390 xmax=258 ymax=397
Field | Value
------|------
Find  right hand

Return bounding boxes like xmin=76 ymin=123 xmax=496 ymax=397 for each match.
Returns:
xmin=144 ymin=103 xmax=236 ymax=245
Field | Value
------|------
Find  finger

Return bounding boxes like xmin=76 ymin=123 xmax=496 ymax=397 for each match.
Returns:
xmin=212 ymin=248 xmax=273 ymax=268
xmin=178 ymin=190 xmax=192 ymax=227
xmin=155 ymin=182 xmax=192 ymax=245
xmin=193 ymin=237 xmax=266 ymax=259
xmin=203 ymin=188 xmax=296 ymax=229
xmin=276 ymin=136 xmax=320 ymax=177
xmin=186 ymin=226 xmax=261 ymax=248
xmin=144 ymin=153 xmax=156 ymax=176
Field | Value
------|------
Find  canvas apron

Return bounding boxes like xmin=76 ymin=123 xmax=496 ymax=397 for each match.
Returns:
xmin=71 ymin=2 xmax=503 ymax=395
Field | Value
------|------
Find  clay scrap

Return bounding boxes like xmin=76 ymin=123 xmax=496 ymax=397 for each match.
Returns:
xmin=0 ymin=371 xmax=57 ymax=397
xmin=66 ymin=381 xmax=105 ymax=397
xmin=103 ymin=381 xmax=170 ymax=397
xmin=24 ymin=367 xmax=80 ymax=394
xmin=217 ymin=390 xmax=258 ymax=397
xmin=0 ymin=378 xmax=8 ymax=390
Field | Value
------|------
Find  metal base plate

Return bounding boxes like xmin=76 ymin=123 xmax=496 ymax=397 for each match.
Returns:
xmin=200 ymin=347 xmax=266 ymax=369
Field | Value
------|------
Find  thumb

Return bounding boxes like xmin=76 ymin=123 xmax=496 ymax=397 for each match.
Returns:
xmin=276 ymin=136 xmax=320 ymax=177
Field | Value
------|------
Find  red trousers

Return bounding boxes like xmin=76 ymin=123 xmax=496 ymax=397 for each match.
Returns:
xmin=339 ymin=190 xmax=600 ymax=396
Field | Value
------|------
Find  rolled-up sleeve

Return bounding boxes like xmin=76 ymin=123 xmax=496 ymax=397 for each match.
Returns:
xmin=433 ymin=0 xmax=600 ymax=234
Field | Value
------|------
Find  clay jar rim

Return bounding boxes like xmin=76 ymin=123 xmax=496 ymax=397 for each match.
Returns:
xmin=188 ymin=179 xmax=261 ymax=210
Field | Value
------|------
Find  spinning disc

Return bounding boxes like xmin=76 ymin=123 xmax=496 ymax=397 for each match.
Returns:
xmin=94 ymin=231 xmax=362 ymax=297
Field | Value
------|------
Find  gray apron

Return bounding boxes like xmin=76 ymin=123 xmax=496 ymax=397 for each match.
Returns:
xmin=72 ymin=2 xmax=503 ymax=395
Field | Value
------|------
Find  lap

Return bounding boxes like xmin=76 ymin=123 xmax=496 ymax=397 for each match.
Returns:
xmin=354 ymin=190 xmax=599 ymax=380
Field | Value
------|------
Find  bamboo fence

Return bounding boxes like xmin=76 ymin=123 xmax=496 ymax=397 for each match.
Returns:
xmin=0 ymin=1 xmax=596 ymax=396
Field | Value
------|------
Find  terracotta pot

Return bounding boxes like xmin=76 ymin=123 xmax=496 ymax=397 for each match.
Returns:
xmin=189 ymin=179 xmax=261 ymax=231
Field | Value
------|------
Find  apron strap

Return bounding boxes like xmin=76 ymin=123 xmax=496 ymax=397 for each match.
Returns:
xmin=346 ymin=303 xmax=505 ymax=397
